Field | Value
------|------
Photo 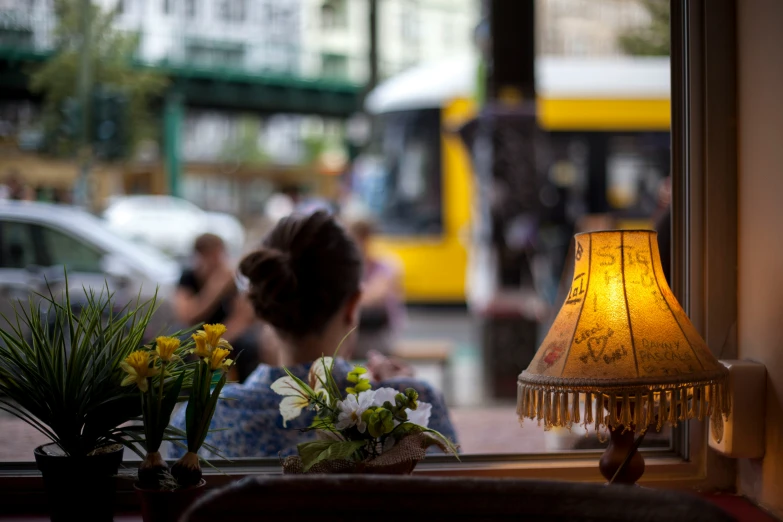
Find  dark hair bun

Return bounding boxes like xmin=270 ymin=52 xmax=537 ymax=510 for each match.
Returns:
xmin=239 ymin=248 xmax=300 ymax=329
xmin=239 ymin=211 xmax=362 ymax=336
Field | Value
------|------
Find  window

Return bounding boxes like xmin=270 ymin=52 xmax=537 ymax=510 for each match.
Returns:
xmin=36 ymin=226 xmax=103 ymax=273
xmin=185 ymin=40 xmax=245 ymax=68
xmin=400 ymin=5 xmax=420 ymax=43
xmin=0 ymin=221 xmax=36 ymax=269
xmin=218 ymin=0 xmax=246 ymax=23
xmin=443 ymin=19 xmax=455 ymax=48
xmin=0 ymin=0 xmax=740 ymax=496
xmin=321 ymin=53 xmax=348 ymax=80
xmin=185 ymin=0 xmax=196 ymax=18
xmin=320 ymin=0 xmax=347 ymax=30
xmin=163 ymin=0 xmax=172 ymax=15
xmin=353 ymin=109 xmax=443 ymax=237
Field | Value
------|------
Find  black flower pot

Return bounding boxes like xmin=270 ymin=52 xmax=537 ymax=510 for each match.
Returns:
xmin=34 ymin=443 xmax=124 ymax=522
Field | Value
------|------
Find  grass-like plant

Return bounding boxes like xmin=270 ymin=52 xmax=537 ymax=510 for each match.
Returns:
xmin=0 ymin=279 xmax=179 ymax=459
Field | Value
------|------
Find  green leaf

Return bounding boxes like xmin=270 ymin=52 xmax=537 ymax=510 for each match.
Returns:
xmin=297 ymin=440 xmax=366 ymax=472
xmin=282 ymin=367 xmax=317 ymax=398
xmin=390 ymin=423 xmax=460 ymax=460
xmin=162 ymin=371 xmax=186 ymax=419
xmin=191 ymin=370 xmax=227 ymax=452
xmin=308 ymin=417 xmax=338 ymax=433
xmin=320 ymin=356 xmax=341 ymax=404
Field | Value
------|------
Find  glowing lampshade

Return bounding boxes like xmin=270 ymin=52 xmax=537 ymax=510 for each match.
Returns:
xmin=517 ymin=230 xmax=730 ymax=434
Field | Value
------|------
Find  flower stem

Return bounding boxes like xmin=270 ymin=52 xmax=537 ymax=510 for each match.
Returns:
xmin=308 ymin=395 xmax=337 ymax=415
xmin=157 ymin=361 xmax=167 ymax=419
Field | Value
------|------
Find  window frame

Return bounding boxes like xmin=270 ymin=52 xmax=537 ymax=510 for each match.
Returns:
xmin=0 ymin=0 xmax=739 ymax=508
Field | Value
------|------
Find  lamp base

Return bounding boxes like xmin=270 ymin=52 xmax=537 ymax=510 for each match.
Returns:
xmin=599 ymin=425 xmax=646 ymax=485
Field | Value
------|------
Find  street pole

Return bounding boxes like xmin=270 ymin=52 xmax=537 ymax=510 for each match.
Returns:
xmin=164 ymin=92 xmax=183 ymax=198
xmin=471 ymin=0 xmax=540 ymax=400
xmin=367 ymin=0 xmax=379 ymax=93
xmin=75 ymin=0 xmax=93 ymax=209
xmin=355 ymin=0 xmax=379 ymax=154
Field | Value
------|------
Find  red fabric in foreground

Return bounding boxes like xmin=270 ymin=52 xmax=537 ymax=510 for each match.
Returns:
xmin=0 ymin=494 xmax=778 ymax=521
xmin=701 ymin=494 xmax=780 ymax=522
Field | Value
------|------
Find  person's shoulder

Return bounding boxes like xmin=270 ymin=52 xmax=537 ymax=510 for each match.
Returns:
xmin=214 ymin=380 xmax=279 ymax=412
xmin=377 ymin=376 xmax=441 ymax=402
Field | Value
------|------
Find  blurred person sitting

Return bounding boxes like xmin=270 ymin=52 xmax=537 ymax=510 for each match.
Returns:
xmin=173 ymin=233 xmax=261 ymax=382
xmin=168 ymin=211 xmax=455 ymax=459
xmin=3 ymin=169 xmax=23 ymax=200
xmin=345 ymin=216 xmax=406 ymax=359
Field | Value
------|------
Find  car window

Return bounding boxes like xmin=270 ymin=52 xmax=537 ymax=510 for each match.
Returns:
xmin=0 ymin=221 xmax=38 ymax=269
xmin=36 ymin=225 xmax=103 ymax=273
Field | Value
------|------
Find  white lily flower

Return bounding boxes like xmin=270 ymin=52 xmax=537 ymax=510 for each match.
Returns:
xmin=335 ymin=390 xmax=375 ymax=433
xmin=308 ymin=357 xmax=333 ymax=393
xmin=271 ymin=375 xmax=311 ymax=427
xmin=406 ymin=401 xmax=432 ymax=428
xmin=308 ymin=357 xmax=333 ymax=407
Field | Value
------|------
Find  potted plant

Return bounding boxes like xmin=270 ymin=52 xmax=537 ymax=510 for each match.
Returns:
xmin=273 ymin=355 xmax=458 ymax=474
xmin=133 ymin=324 xmax=234 ymax=522
xmin=0 ymin=282 xmax=165 ymax=521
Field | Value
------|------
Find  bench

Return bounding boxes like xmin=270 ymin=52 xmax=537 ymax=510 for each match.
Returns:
xmin=390 ymin=339 xmax=453 ymax=398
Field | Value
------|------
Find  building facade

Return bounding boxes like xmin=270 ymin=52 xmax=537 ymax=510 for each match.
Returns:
xmin=537 ymin=0 xmax=655 ymax=57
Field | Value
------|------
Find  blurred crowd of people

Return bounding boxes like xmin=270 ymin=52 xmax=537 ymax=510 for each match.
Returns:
xmin=0 ymin=169 xmax=72 ymax=204
xmin=173 ymin=192 xmax=406 ymax=385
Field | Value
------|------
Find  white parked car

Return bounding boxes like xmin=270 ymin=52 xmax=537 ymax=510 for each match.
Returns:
xmin=0 ymin=201 xmax=181 ymax=336
xmin=102 ymin=196 xmax=246 ymax=263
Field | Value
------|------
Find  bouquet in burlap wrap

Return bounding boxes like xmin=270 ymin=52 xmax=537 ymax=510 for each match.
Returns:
xmin=272 ymin=354 xmax=458 ymax=474
xmin=282 ymin=432 xmax=450 ymax=475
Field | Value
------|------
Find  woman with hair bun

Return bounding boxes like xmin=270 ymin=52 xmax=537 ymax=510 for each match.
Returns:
xmin=169 ymin=211 xmax=456 ymax=458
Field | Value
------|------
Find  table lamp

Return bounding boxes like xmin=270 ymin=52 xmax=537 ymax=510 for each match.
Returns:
xmin=517 ymin=230 xmax=730 ymax=485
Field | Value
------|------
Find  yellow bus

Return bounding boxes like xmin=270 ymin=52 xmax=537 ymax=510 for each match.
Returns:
xmin=352 ymin=56 xmax=671 ymax=304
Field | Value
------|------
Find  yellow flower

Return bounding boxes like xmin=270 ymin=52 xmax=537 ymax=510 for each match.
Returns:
xmin=155 ymin=336 xmax=180 ymax=363
xmin=192 ymin=331 xmax=210 ymax=358
xmin=203 ymin=324 xmax=229 ymax=349
xmin=208 ymin=347 xmax=233 ymax=372
xmin=120 ymin=350 xmax=159 ymax=393
xmin=192 ymin=325 xmax=232 ymax=359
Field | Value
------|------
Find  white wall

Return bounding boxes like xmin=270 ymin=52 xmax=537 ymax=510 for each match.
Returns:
xmin=736 ymin=0 xmax=783 ymax=517
xmin=99 ymin=0 xmax=303 ymax=72
xmin=300 ymin=0 xmax=478 ymax=83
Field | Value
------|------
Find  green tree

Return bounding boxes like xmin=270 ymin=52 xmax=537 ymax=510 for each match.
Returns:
xmin=29 ymin=0 xmax=168 ymax=158
xmin=617 ymin=0 xmax=670 ymax=57
xmin=219 ymin=115 xmax=271 ymax=166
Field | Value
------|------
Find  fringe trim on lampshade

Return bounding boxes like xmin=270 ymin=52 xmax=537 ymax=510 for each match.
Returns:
xmin=516 ymin=377 xmax=731 ymax=441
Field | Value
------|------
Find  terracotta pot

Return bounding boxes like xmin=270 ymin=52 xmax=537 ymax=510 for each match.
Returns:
xmin=135 ymin=479 xmax=207 ymax=522
xmin=34 ymin=443 xmax=124 ymax=522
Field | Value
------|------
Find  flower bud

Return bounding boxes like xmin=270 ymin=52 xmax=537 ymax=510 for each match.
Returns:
xmin=367 ymin=408 xmax=395 ymax=438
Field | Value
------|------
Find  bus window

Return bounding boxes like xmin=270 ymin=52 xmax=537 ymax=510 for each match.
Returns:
xmin=353 ymin=108 xmax=443 ymax=236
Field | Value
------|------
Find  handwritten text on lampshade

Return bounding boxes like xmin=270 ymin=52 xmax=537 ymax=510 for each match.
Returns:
xmin=531 ymin=230 xmax=722 ymax=384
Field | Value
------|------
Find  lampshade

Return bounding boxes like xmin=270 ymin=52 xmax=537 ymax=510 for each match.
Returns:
xmin=517 ymin=230 xmax=730 ymax=435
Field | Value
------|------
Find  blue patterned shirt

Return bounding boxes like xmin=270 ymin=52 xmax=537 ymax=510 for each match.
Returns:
xmin=168 ymin=359 xmax=457 ymax=459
